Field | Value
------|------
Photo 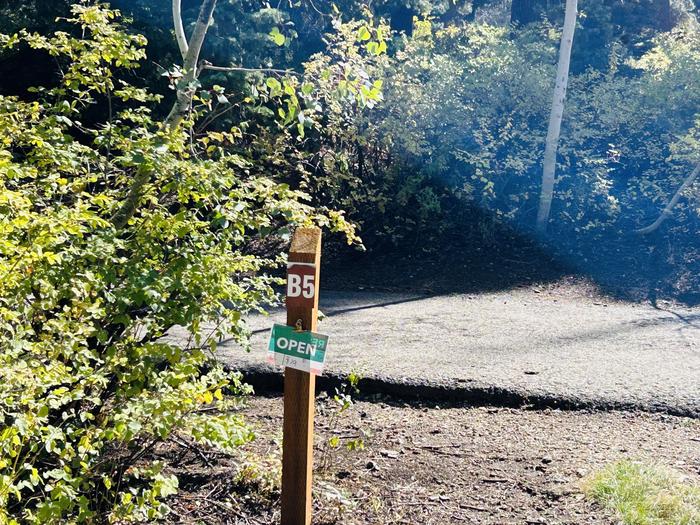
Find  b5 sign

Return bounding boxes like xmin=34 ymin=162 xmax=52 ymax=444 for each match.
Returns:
xmin=286 ymin=262 xmax=316 ymax=309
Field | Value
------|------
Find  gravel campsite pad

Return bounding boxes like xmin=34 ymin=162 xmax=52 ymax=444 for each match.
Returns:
xmin=166 ymin=396 xmax=700 ymax=524
xmin=208 ymin=284 xmax=700 ymax=418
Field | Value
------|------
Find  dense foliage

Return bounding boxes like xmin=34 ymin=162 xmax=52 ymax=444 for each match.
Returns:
xmin=303 ymin=2 xmax=700 ymax=297
xmin=338 ymin=19 xmax=700 ymax=233
xmin=0 ymin=3 xmax=385 ymax=521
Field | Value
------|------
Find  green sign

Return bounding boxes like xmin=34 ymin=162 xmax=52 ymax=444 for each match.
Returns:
xmin=267 ymin=323 xmax=329 ymax=375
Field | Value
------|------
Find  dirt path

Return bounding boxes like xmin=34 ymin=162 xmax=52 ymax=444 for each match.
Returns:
xmin=197 ymin=285 xmax=700 ymax=416
xmin=167 ymin=396 xmax=700 ymax=524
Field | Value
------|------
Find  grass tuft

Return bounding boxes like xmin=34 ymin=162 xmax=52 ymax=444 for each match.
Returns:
xmin=582 ymin=460 xmax=700 ymax=525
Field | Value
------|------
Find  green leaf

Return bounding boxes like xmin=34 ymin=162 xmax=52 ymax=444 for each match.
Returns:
xmin=266 ymin=77 xmax=282 ymax=92
xmin=357 ymin=26 xmax=371 ymax=41
xmin=269 ymin=27 xmax=286 ymax=46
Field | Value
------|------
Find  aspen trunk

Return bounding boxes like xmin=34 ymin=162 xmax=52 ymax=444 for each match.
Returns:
xmin=535 ymin=0 xmax=577 ymax=233
xmin=172 ymin=0 xmax=189 ymax=59
xmin=165 ymin=0 xmax=217 ymax=129
xmin=113 ymin=0 xmax=217 ymax=227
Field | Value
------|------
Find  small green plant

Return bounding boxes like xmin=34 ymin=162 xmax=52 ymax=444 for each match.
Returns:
xmin=582 ymin=459 xmax=700 ymax=525
xmin=233 ymin=449 xmax=282 ymax=498
xmin=318 ymin=371 xmax=366 ymax=471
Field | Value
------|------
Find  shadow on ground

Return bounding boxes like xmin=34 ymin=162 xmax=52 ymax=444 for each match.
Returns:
xmin=322 ymin=217 xmax=699 ymax=306
xmin=323 ymin=232 xmax=573 ymax=296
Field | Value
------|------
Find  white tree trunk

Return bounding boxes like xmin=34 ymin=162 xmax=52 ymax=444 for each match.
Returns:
xmin=165 ymin=0 xmax=217 ymax=129
xmin=173 ymin=0 xmax=189 ymax=59
xmin=113 ymin=0 xmax=217 ymax=227
xmin=636 ymin=162 xmax=700 ymax=234
xmin=536 ymin=0 xmax=578 ymax=233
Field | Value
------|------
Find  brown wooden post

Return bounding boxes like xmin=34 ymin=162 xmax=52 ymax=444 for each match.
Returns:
xmin=281 ymin=227 xmax=321 ymax=525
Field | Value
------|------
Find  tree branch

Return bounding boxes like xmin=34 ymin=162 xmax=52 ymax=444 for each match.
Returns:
xmin=636 ymin=161 xmax=700 ymax=235
xmin=182 ymin=0 xmax=216 ymax=74
xmin=112 ymin=166 xmax=151 ymax=229
xmin=198 ymin=61 xmax=299 ymax=76
xmin=172 ymin=0 xmax=189 ymax=59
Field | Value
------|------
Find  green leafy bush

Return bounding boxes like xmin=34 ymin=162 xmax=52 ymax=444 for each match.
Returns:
xmin=344 ymin=19 xmax=700 ymax=234
xmin=312 ymin=16 xmax=700 ymax=295
xmin=0 ymin=4 xmax=370 ymax=522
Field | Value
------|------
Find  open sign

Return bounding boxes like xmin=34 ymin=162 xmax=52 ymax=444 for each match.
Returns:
xmin=286 ymin=262 xmax=316 ymax=309
xmin=267 ymin=323 xmax=328 ymax=375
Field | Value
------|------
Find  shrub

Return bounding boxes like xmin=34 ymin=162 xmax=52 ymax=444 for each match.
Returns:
xmin=0 ymin=4 xmax=365 ymax=521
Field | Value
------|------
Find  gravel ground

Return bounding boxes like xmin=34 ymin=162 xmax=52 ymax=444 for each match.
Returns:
xmin=161 ymin=279 xmax=700 ymax=523
xmin=165 ymin=280 xmax=700 ymax=415
xmin=171 ymin=284 xmax=700 ymax=417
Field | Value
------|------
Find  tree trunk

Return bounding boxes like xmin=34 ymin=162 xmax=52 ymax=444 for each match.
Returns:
xmin=636 ymin=162 xmax=700 ymax=234
xmin=113 ymin=0 xmax=217 ymax=228
xmin=165 ymin=0 xmax=217 ymax=129
xmin=173 ymin=0 xmax=189 ymax=59
xmin=535 ymin=0 xmax=577 ymax=233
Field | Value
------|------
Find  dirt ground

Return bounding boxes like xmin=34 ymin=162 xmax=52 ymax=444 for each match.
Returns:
xmin=164 ymin=395 xmax=700 ymax=524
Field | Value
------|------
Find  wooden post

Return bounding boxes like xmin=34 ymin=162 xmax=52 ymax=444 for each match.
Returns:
xmin=281 ymin=227 xmax=321 ymax=525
